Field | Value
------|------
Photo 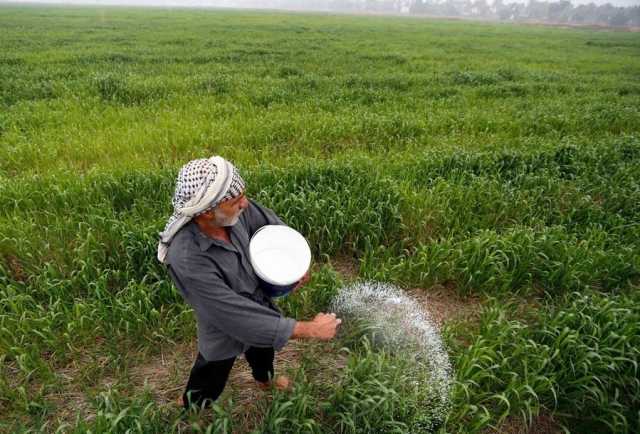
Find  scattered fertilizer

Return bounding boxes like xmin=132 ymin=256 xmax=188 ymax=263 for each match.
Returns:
xmin=330 ymin=281 xmax=453 ymax=427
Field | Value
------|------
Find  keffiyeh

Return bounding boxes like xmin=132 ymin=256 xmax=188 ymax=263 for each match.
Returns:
xmin=157 ymin=156 xmax=246 ymax=264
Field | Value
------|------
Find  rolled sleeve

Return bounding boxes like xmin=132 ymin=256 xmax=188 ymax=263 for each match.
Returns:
xmin=178 ymin=255 xmax=295 ymax=350
xmin=274 ymin=316 xmax=297 ymax=351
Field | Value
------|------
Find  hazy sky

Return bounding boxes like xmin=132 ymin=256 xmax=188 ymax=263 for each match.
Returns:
xmin=2 ymin=0 xmax=639 ymax=9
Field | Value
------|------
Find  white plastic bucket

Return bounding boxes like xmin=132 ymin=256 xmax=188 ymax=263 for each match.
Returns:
xmin=249 ymin=225 xmax=311 ymax=293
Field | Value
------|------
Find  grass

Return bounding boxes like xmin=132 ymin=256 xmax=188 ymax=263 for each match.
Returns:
xmin=1 ymin=5 xmax=639 ymax=176
xmin=1 ymin=3 xmax=639 ymax=433
xmin=445 ymin=290 xmax=640 ymax=433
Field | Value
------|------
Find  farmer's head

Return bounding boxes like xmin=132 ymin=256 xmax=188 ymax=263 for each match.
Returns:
xmin=170 ymin=156 xmax=249 ymax=228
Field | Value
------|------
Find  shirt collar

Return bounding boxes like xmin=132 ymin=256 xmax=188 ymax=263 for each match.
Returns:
xmin=188 ymin=220 xmax=237 ymax=252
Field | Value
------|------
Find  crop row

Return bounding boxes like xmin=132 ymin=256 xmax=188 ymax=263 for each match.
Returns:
xmin=446 ymin=289 xmax=640 ymax=433
xmin=6 ymin=284 xmax=638 ymax=433
xmin=361 ymin=225 xmax=639 ymax=296
xmin=3 ymin=68 xmax=637 ymax=106
xmin=2 ymin=137 xmax=638 ymax=287
xmin=1 ymin=138 xmax=638 ymax=431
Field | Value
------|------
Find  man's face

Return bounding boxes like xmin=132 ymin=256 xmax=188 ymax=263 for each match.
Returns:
xmin=212 ymin=192 xmax=249 ymax=227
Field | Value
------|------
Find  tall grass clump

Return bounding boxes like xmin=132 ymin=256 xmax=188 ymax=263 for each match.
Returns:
xmin=445 ymin=289 xmax=640 ymax=433
xmin=92 ymin=72 xmax=172 ymax=105
xmin=247 ymin=161 xmax=405 ymax=256
xmin=444 ymin=302 xmax=557 ymax=433
xmin=541 ymin=291 xmax=640 ymax=433
xmin=361 ymin=225 xmax=639 ymax=297
xmin=323 ymin=339 xmax=442 ymax=433
xmin=330 ymin=281 xmax=452 ymax=432
xmin=254 ymin=366 xmax=322 ymax=434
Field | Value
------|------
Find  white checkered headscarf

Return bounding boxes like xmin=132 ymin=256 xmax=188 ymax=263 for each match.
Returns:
xmin=157 ymin=156 xmax=245 ymax=264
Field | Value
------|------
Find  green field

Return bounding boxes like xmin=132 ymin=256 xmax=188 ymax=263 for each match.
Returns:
xmin=1 ymin=4 xmax=639 ymax=433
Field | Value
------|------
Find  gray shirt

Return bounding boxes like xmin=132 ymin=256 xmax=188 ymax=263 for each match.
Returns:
xmin=164 ymin=199 xmax=297 ymax=361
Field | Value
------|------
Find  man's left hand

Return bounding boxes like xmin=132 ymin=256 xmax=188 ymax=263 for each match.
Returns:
xmin=292 ymin=270 xmax=311 ymax=293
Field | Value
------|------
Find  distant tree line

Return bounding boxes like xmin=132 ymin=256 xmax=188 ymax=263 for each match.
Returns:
xmin=410 ymin=0 xmax=640 ymax=27
xmin=261 ymin=0 xmax=640 ymax=27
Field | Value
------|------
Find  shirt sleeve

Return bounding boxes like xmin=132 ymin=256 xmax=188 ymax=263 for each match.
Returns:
xmin=241 ymin=198 xmax=287 ymax=237
xmin=175 ymin=254 xmax=296 ymax=351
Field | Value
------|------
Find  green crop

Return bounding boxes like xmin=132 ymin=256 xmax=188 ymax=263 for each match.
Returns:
xmin=1 ymin=3 xmax=639 ymax=433
xmin=444 ymin=290 xmax=640 ymax=433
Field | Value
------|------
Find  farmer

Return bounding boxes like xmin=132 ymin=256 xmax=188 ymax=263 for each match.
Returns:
xmin=157 ymin=156 xmax=342 ymax=410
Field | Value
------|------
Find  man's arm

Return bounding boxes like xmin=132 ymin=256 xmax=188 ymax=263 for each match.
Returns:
xmin=176 ymin=256 xmax=341 ymax=345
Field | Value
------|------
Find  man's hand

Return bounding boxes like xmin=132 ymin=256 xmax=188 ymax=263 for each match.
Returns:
xmin=291 ymin=270 xmax=311 ymax=294
xmin=291 ymin=313 xmax=342 ymax=341
xmin=311 ymin=313 xmax=342 ymax=340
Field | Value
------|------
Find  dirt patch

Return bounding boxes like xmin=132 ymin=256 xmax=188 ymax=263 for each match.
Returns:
xmin=127 ymin=342 xmax=194 ymax=405
xmin=45 ymin=351 xmax=116 ymax=425
xmin=4 ymin=254 xmax=26 ymax=282
xmin=2 ymin=359 xmax=21 ymax=390
xmin=487 ymin=412 xmax=563 ymax=434
xmin=405 ymin=283 xmax=482 ymax=329
xmin=40 ymin=338 xmax=324 ymax=431
xmin=327 ymin=255 xmax=359 ymax=280
xmin=46 ymin=388 xmax=91 ymax=426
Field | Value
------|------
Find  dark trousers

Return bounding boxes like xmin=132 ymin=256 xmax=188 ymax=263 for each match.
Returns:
xmin=182 ymin=346 xmax=275 ymax=409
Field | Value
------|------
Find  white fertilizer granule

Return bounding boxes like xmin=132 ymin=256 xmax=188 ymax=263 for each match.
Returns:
xmin=330 ymin=281 xmax=453 ymax=428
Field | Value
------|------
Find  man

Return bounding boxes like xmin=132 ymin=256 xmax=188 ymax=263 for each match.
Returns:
xmin=157 ymin=156 xmax=341 ymax=410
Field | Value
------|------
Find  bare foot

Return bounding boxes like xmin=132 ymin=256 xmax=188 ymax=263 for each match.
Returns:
xmin=274 ymin=375 xmax=292 ymax=390
xmin=255 ymin=375 xmax=292 ymax=391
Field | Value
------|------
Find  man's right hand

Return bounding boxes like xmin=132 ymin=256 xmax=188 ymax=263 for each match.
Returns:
xmin=291 ymin=313 xmax=342 ymax=340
